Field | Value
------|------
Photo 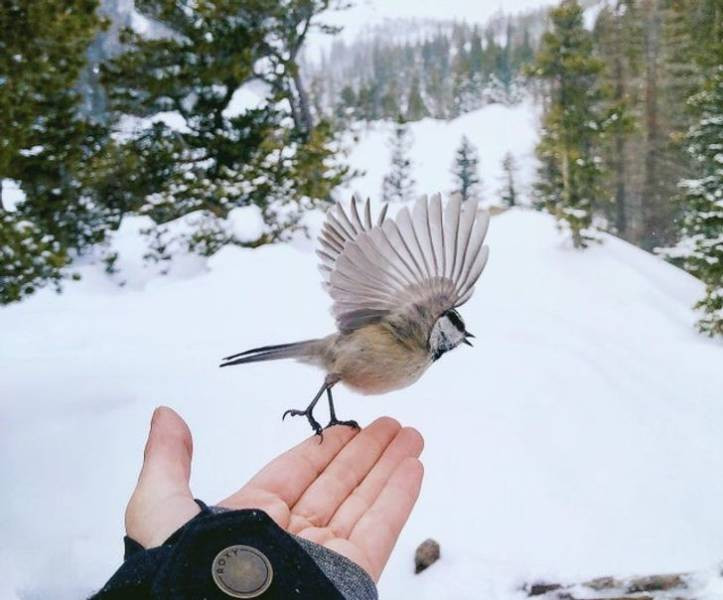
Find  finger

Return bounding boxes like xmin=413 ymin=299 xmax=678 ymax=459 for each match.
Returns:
xmin=218 ymin=422 xmax=358 ymax=517
xmin=347 ymin=457 xmax=424 ymax=581
xmin=326 ymin=426 xmax=423 ymax=539
xmin=126 ymin=406 xmax=200 ymax=547
xmin=287 ymin=417 xmax=401 ymax=534
xmin=137 ymin=406 xmax=193 ymax=497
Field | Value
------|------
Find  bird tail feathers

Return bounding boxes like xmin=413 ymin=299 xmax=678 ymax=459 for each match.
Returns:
xmin=219 ymin=340 xmax=321 ymax=368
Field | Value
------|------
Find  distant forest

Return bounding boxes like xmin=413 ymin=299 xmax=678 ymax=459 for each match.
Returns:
xmin=304 ymin=13 xmax=548 ymax=122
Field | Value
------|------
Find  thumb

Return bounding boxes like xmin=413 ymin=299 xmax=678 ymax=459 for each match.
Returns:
xmin=138 ymin=406 xmax=194 ymax=493
xmin=126 ymin=406 xmax=199 ymax=547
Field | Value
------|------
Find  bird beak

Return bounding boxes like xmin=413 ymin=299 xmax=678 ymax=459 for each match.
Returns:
xmin=465 ymin=331 xmax=475 ymax=338
xmin=463 ymin=339 xmax=473 ymax=346
xmin=463 ymin=331 xmax=474 ymax=347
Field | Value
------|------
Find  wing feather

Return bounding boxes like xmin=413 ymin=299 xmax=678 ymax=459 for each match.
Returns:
xmin=444 ymin=193 xmax=462 ymax=280
xmin=317 ymin=195 xmax=490 ymax=334
xmin=414 ymin=197 xmax=438 ymax=279
xmin=428 ymin=193 xmax=445 ymax=279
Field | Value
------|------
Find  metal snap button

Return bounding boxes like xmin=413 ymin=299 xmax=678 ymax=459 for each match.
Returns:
xmin=211 ymin=545 xmax=273 ymax=598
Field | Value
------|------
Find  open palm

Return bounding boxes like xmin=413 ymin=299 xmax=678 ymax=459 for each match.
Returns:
xmin=126 ymin=407 xmax=424 ymax=582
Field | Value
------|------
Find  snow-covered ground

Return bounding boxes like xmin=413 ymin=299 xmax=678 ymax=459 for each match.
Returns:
xmin=344 ymin=99 xmax=538 ymax=205
xmin=2 ymin=103 xmax=723 ymax=600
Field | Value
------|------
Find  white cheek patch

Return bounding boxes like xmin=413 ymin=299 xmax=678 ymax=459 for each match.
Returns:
xmin=429 ymin=316 xmax=465 ymax=356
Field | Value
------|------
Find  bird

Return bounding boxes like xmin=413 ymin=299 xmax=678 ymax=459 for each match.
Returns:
xmin=220 ymin=193 xmax=490 ymax=439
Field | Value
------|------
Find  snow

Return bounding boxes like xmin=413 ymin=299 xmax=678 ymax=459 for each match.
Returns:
xmin=222 ymin=83 xmax=268 ymax=119
xmin=113 ymin=110 xmax=190 ymax=141
xmin=3 ymin=100 xmax=723 ymax=600
xmin=1 ymin=179 xmax=25 ymax=211
xmin=345 ymin=100 xmax=539 ymax=207
xmin=583 ymin=1 xmax=606 ymax=30
xmin=227 ymin=204 xmax=266 ymax=243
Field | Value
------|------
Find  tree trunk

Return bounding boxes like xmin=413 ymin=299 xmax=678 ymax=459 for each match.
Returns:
xmin=612 ymin=11 xmax=627 ymax=237
xmin=293 ymin=69 xmax=314 ymax=135
xmin=642 ymin=0 xmax=661 ymax=250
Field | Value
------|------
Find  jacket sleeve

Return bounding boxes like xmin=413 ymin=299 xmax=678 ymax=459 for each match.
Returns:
xmin=89 ymin=500 xmax=378 ymax=600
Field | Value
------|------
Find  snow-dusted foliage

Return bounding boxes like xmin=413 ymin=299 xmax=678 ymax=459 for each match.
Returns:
xmin=313 ymin=17 xmax=538 ymax=124
xmin=662 ymin=68 xmax=723 ymax=336
xmin=531 ymin=0 xmax=606 ymax=249
xmin=450 ymin=136 xmax=481 ymax=202
xmin=100 ymin=0 xmax=349 ymax=262
xmin=0 ymin=211 xmax=69 ymax=303
xmin=381 ymin=120 xmax=416 ymax=203
xmin=0 ymin=0 xmax=111 ymax=303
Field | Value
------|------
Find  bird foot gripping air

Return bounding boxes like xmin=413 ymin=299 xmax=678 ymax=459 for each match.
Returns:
xmin=282 ymin=381 xmax=360 ymax=442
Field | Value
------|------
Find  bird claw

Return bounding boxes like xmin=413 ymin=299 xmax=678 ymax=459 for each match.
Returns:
xmin=282 ymin=408 xmax=324 ymax=441
xmin=325 ymin=418 xmax=360 ymax=431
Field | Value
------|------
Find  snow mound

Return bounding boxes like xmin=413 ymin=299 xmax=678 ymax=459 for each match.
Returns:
xmin=1 ymin=206 xmax=723 ymax=599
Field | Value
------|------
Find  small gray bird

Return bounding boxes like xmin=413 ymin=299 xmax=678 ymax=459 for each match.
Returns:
xmin=221 ymin=193 xmax=490 ymax=437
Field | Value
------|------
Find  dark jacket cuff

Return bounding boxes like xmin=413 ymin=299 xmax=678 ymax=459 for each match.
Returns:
xmin=90 ymin=501 xmax=377 ymax=600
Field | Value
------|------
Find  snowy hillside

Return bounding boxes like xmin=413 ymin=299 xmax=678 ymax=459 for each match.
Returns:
xmin=345 ymin=100 xmax=539 ymax=204
xmin=2 ymin=103 xmax=723 ymax=600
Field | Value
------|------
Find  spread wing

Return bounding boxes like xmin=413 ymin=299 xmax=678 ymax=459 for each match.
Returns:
xmin=317 ymin=194 xmax=490 ymax=334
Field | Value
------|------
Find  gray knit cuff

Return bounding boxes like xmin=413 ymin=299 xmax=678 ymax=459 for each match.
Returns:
xmin=294 ymin=534 xmax=378 ymax=600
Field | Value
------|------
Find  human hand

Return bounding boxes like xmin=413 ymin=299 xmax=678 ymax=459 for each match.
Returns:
xmin=125 ymin=406 xmax=424 ymax=582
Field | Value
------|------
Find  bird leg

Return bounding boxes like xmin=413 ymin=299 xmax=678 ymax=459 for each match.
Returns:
xmin=282 ymin=381 xmax=327 ymax=440
xmin=325 ymin=386 xmax=360 ymax=431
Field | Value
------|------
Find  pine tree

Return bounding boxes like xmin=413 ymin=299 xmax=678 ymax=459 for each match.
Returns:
xmin=101 ymin=0 xmax=348 ymax=258
xmin=381 ymin=118 xmax=415 ymax=203
xmin=531 ymin=0 xmax=606 ymax=248
xmin=451 ymin=136 xmax=481 ymax=202
xmin=500 ymin=152 xmax=518 ymax=207
xmin=336 ymin=85 xmax=358 ymax=122
xmin=592 ymin=1 xmax=641 ymax=239
xmin=662 ymin=0 xmax=723 ymax=337
xmin=672 ymin=69 xmax=723 ymax=336
xmin=381 ymin=80 xmax=401 ymax=119
xmin=0 ymin=0 xmax=109 ymax=303
xmin=451 ymin=34 xmax=476 ymax=116
xmin=405 ymin=76 xmax=428 ymax=121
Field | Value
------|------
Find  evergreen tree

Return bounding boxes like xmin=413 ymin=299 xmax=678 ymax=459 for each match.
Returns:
xmin=451 ymin=34 xmax=476 ymax=116
xmin=381 ymin=118 xmax=415 ymax=203
xmin=0 ymin=0 xmax=109 ymax=303
xmin=336 ymin=84 xmax=358 ymax=122
xmin=513 ymin=28 xmax=535 ymax=70
xmin=672 ymin=69 xmax=723 ymax=336
xmin=381 ymin=80 xmax=401 ymax=118
xmin=469 ymin=27 xmax=485 ymax=74
xmin=500 ymin=152 xmax=518 ymax=207
xmin=101 ymin=0 xmax=348 ymax=258
xmin=451 ymin=136 xmax=481 ymax=202
xmin=482 ymin=29 xmax=501 ymax=82
xmin=405 ymin=76 xmax=428 ymax=121
xmin=531 ymin=0 xmax=606 ymax=248
xmin=663 ymin=0 xmax=723 ymax=337
xmin=593 ymin=0 xmax=641 ymax=239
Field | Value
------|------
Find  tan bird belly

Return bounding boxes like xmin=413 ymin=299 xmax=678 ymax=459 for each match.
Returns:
xmin=328 ymin=325 xmax=432 ymax=395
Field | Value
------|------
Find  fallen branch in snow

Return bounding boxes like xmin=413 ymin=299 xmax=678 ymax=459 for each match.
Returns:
xmin=524 ymin=569 xmax=707 ymax=599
